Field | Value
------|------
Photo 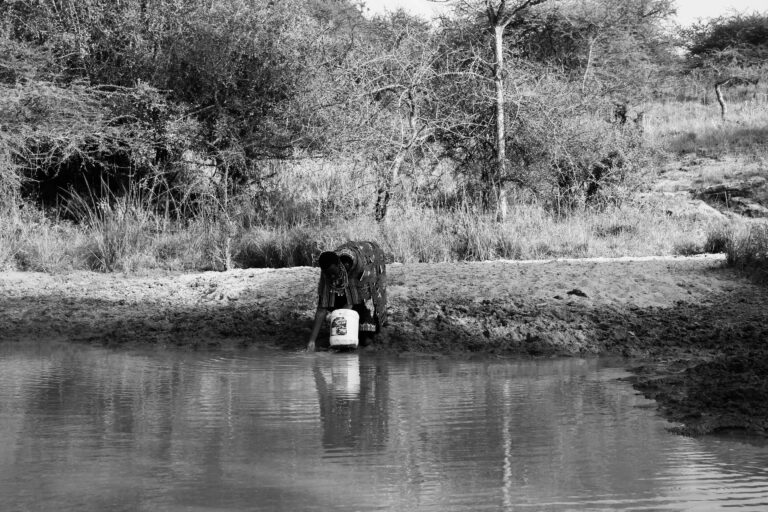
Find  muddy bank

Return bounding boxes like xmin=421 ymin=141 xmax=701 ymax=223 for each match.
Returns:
xmin=2 ymin=255 xmax=768 ymax=436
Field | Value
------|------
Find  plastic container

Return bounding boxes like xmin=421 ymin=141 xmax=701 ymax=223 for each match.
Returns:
xmin=328 ymin=309 xmax=359 ymax=348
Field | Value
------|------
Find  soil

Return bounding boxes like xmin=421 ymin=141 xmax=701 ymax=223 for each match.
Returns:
xmin=2 ymin=253 xmax=768 ymax=437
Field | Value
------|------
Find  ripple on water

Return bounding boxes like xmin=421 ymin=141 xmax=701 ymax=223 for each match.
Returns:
xmin=1 ymin=343 xmax=768 ymax=511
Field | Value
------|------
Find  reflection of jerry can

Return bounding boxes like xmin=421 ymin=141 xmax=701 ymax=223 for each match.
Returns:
xmin=330 ymin=354 xmax=361 ymax=396
xmin=329 ymin=309 xmax=359 ymax=348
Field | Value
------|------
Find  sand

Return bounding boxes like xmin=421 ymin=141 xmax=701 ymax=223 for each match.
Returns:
xmin=2 ymin=254 xmax=767 ymax=436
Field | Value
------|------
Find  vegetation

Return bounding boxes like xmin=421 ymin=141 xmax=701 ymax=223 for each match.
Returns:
xmin=1 ymin=1 xmax=767 ymax=273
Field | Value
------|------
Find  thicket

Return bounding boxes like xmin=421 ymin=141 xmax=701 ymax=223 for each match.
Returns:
xmin=1 ymin=1 xmax=767 ymax=271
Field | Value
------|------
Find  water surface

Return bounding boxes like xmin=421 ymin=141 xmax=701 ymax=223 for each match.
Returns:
xmin=1 ymin=342 xmax=767 ymax=511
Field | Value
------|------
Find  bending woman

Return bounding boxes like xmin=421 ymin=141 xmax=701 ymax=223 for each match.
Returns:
xmin=307 ymin=241 xmax=387 ymax=351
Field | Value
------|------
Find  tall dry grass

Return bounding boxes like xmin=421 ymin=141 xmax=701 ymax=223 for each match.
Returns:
xmin=644 ymin=97 xmax=768 ymax=159
xmin=706 ymin=221 xmax=768 ymax=281
xmin=0 ymin=188 xmax=726 ymax=272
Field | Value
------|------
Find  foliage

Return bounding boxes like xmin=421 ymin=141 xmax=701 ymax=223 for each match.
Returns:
xmin=0 ymin=0 xmax=365 ymax=202
xmin=684 ymin=12 xmax=768 ymax=66
xmin=680 ymin=11 xmax=768 ymax=99
xmin=0 ymin=76 xmax=188 ymax=206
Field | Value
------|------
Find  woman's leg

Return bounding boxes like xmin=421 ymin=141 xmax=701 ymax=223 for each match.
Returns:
xmin=354 ymin=303 xmax=376 ymax=346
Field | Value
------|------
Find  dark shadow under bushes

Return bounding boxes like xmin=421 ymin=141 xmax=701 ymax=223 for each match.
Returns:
xmin=235 ymin=228 xmax=320 ymax=268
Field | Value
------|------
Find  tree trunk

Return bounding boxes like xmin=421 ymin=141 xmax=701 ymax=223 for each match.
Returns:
xmin=581 ymin=35 xmax=597 ymax=93
xmin=493 ymin=24 xmax=508 ymax=222
xmin=222 ymin=163 xmax=232 ymax=271
xmin=715 ymin=79 xmax=731 ymax=121
xmin=374 ymin=150 xmax=408 ymax=223
xmin=374 ymin=112 xmax=422 ymax=223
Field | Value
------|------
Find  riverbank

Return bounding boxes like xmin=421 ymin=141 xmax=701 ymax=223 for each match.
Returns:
xmin=2 ymin=255 xmax=767 ymax=436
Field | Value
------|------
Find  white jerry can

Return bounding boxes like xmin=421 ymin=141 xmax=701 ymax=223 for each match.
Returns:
xmin=328 ymin=309 xmax=359 ymax=348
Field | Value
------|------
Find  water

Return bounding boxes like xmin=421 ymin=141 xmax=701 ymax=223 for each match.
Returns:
xmin=1 ymin=343 xmax=767 ymax=511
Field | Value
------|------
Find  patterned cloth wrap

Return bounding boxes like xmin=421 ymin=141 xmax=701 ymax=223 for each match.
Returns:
xmin=317 ymin=241 xmax=387 ymax=333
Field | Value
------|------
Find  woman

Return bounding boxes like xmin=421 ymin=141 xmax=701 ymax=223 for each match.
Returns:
xmin=307 ymin=241 xmax=387 ymax=351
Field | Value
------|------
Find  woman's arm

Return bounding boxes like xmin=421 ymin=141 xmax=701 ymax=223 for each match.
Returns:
xmin=307 ymin=308 xmax=327 ymax=351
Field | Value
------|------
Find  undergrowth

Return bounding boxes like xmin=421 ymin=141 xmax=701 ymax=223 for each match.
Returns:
xmin=708 ymin=222 xmax=768 ymax=281
xmin=0 ymin=192 xmax=726 ymax=272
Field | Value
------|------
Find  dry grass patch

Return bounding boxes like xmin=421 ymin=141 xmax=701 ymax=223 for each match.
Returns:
xmin=710 ymin=221 xmax=768 ymax=280
xmin=645 ymin=100 xmax=768 ymax=159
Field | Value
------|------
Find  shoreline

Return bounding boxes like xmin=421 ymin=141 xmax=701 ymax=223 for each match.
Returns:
xmin=2 ymin=256 xmax=767 ymax=436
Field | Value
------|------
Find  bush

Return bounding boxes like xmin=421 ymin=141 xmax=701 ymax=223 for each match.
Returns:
xmin=723 ymin=222 xmax=768 ymax=279
xmin=499 ymin=77 xmax=650 ymax=213
xmin=64 ymin=186 xmax=157 ymax=272
xmin=235 ymin=227 xmax=320 ymax=268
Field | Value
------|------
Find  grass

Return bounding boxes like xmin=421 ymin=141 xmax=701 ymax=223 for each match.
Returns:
xmin=707 ymin=221 xmax=768 ymax=281
xmin=644 ymin=98 xmax=768 ymax=159
xmin=0 ymin=192 xmax=727 ymax=272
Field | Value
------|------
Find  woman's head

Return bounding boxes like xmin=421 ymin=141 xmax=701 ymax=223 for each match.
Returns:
xmin=318 ymin=251 xmax=340 ymax=271
xmin=319 ymin=251 xmax=348 ymax=289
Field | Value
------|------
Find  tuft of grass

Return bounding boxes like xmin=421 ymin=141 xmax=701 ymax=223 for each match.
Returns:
xmin=235 ymin=227 xmax=319 ymax=268
xmin=672 ymin=241 xmax=704 ymax=256
xmin=703 ymin=224 xmax=732 ymax=254
xmin=0 ymin=202 xmax=83 ymax=272
xmin=720 ymin=222 xmax=768 ymax=279
xmin=64 ymin=185 xmax=157 ymax=272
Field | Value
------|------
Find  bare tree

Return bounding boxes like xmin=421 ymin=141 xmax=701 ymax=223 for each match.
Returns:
xmin=319 ymin=10 xmax=484 ymax=222
xmin=484 ymin=1 xmax=548 ymax=221
xmin=435 ymin=0 xmax=549 ymax=220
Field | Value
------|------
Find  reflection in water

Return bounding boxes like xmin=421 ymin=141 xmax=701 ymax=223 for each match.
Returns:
xmin=0 ymin=342 xmax=767 ymax=511
xmin=313 ymin=354 xmax=388 ymax=453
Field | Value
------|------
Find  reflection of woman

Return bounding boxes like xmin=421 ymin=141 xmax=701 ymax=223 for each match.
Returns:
xmin=307 ymin=241 xmax=387 ymax=351
xmin=312 ymin=356 xmax=389 ymax=453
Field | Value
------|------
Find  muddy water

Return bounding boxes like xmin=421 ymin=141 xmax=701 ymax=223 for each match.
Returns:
xmin=1 ymin=343 xmax=767 ymax=511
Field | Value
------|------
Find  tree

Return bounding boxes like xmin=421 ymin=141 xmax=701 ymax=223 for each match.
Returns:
xmin=682 ymin=12 xmax=768 ymax=119
xmin=307 ymin=9 xmax=486 ymax=221
xmin=436 ymin=0 xmax=550 ymax=219
xmin=685 ymin=11 xmax=768 ymax=62
xmin=485 ymin=1 xmax=549 ymax=221
xmin=510 ymin=0 xmax=677 ymax=100
xmin=431 ymin=0 xmax=653 ymax=213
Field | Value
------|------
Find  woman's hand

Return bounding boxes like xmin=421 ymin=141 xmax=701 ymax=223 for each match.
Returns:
xmin=307 ymin=308 xmax=326 ymax=352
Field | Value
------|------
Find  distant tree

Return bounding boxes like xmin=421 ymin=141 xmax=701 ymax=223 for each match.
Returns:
xmin=684 ymin=11 xmax=768 ymax=64
xmin=434 ymin=0 xmax=551 ymax=220
xmin=512 ymin=0 xmax=678 ymax=100
xmin=682 ymin=12 xmax=768 ymax=119
xmin=314 ymin=10 xmax=480 ymax=221
xmin=429 ymin=0 xmax=653 ymax=213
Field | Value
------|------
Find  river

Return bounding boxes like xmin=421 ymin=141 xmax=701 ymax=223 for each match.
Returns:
xmin=1 ymin=342 xmax=767 ymax=511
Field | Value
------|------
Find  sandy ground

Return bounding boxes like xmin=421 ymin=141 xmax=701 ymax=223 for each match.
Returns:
xmin=2 ymin=255 xmax=768 ymax=436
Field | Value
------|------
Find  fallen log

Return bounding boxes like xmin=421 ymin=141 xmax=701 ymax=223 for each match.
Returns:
xmin=693 ymin=177 xmax=766 ymax=201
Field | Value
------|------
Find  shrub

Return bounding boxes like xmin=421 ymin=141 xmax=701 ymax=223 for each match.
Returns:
xmin=64 ymin=186 xmax=157 ymax=272
xmin=235 ymin=227 xmax=320 ymax=268
xmin=723 ymin=223 xmax=768 ymax=279
xmin=703 ymin=225 xmax=732 ymax=254
xmin=673 ymin=241 xmax=704 ymax=256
